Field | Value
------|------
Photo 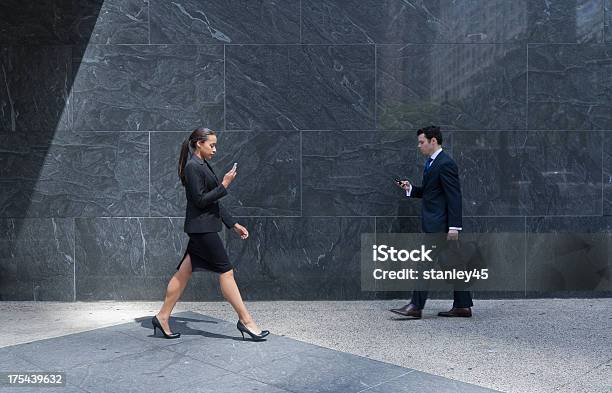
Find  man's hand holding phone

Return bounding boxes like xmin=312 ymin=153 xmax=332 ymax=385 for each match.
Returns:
xmin=394 ymin=178 xmax=410 ymax=191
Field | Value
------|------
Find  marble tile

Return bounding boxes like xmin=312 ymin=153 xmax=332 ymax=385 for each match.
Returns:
xmin=377 ymin=44 xmax=526 ymax=130
xmin=461 ymin=217 xmax=526 ymax=233
xmin=211 ymin=131 xmax=301 ymax=215
xmin=226 ymin=217 xmax=376 ymax=300
xmin=75 ymin=218 xmax=144 ymax=300
xmin=75 ymin=218 xmax=147 ymax=300
xmin=139 ymin=218 xmax=224 ymax=301
xmin=302 ymin=131 xmax=422 ymax=216
xmin=150 ymin=0 xmax=299 ymax=44
xmin=0 ymin=131 xmax=149 ymax=218
xmin=525 ymin=217 xmax=612 ymax=294
xmin=150 ymin=131 xmax=300 ymax=217
xmin=226 ymin=45 xmax=375 ymax=130
xmin=606 ymin=0 xmax=612 ymax=42
xmin=0 ymin=0 xmax=148 ymax=45
xmin=528 ymin=44 xmax=612 ymax=130
xmin=463 ymin=218 xmax=527 ymax=296
xmin=605 ymin=131 xmax=612 ymax=216
xmin=87 ymin=0 xmax=149 ymax=44
xmin=526 ymin=0 xmax=604 ymax=43
xmin=74 ymin=217 xmax=228 ymax=300
xmin=453 ymin=131 xmax=602 ymax=216
xmin=303 ymin=0 xmax=521 ymax=44
xmin=526 ymin=216 xmax=612 ymax=233
xmin=72 ymin=45 xmax=224 ymax=131
xmin=0 ymin=46 xmax=72 ymax=132
xmin=76 ymin=274 xmax=224 ymax=302
xmin=303 ymin=0 xmax=602 ymax=44
xmin=0 ymin=218 xmax=74 ymax=301
xmin=375 ymin=216 xmax=422 ymax=234
xmin=149 ymin=133 xmax=185 ymax=217
xmin=0 ymin=1 xmax=98 ymax=45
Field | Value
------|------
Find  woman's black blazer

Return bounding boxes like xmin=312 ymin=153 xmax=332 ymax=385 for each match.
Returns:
xmin=183 ymin=154 xmax=236 ymax=233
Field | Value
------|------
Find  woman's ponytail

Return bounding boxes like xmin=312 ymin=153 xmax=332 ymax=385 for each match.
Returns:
xmin=178 ymin=127 xmax=216 ymax=187
xmin=178 ymin=137 xmax=191 ymax=187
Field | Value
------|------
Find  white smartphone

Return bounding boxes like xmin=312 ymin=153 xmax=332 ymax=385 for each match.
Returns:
xmin=232 ymin=162 xmax=238 ymax=171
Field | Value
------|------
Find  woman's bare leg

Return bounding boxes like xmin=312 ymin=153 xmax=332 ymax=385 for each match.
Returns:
xmin=156 ymin=254 xmax=193 ymax=334
xmin=219 ymin=269 xmax=262 ymax=334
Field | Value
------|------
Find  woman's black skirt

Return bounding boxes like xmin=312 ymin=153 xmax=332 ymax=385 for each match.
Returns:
xmin=176 ymin=232 xmax=232 ymax=274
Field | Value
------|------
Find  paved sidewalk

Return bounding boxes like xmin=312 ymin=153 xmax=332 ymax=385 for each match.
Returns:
xmin=1 ymin=311 xmax=496 ymax=392
xmin=1 ymin=299 xmax=610 ymax=392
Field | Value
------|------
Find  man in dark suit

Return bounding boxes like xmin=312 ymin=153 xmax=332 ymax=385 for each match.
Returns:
xmin=389 ymin=126 xmax=473 ymax=319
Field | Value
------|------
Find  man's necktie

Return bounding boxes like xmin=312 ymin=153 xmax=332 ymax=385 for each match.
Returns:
xmin=424 ymin=157 xmax=433 ymax=173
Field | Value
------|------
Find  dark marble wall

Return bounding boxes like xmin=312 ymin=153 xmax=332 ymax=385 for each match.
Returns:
xmin=1 ymin=0 xmax=610 ymax=300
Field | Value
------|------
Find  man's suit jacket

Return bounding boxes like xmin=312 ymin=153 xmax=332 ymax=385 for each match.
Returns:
xmin=183 ymin=154 xmax=237 ymax=233
xmin=408 ymin=150 xmax=462 ymax=234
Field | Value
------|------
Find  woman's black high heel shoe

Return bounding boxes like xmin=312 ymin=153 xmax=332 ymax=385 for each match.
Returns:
xmin=152 ymin=315 xmax=181 ymax=339
xmin=237 ymin=320 xmax=269 ymax=341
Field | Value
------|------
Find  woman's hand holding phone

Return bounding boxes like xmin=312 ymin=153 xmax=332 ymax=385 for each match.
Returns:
xmin=222 ymin=163 xmax=238 ymax=188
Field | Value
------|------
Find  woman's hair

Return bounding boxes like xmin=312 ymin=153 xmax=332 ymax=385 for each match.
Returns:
xmin=178 ymin=127 xmax=216 ymax=186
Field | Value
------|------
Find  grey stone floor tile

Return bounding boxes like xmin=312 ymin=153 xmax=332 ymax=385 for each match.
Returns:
xmin=110 ymin=310 xmax=320 ymax=374
xmin=6 ymin=328 xmax=158 ymax=371
xmin=167 ymin=371 xmax=290 ymax=393
xmin=107 ymin=313 xmax=227 ymax=348
xmin=0 ymin=351 xmax=88 ymax=392
xmin=173 ymin=310 xmax=227 ymax=322
xmin=363 ymin=370 xmax=500 ymax=392
xmin=0 ymin=349 xmax=40 ymax=371
xmin=165 ymin=329 xmax=318 ymax=374
xmin=67 ymin=346 xmax=230 ymax=393
xmin=240 ymin=346 xmax=410 ymax=392
xmin=0 ymin=310 xmax=501 ymax=393
xmin=0 ymin=384 xmax=88 ymax=392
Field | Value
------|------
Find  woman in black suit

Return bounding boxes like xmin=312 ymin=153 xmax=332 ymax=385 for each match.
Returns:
xmin=152 ymin=127 xmax=269 ymax=341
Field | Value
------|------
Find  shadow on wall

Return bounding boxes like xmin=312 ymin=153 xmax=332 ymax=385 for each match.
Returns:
xmin=0 ymin=1 xmax=110 ymax=216
xmin=0 ymin=2 xmax=107 ymax=299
